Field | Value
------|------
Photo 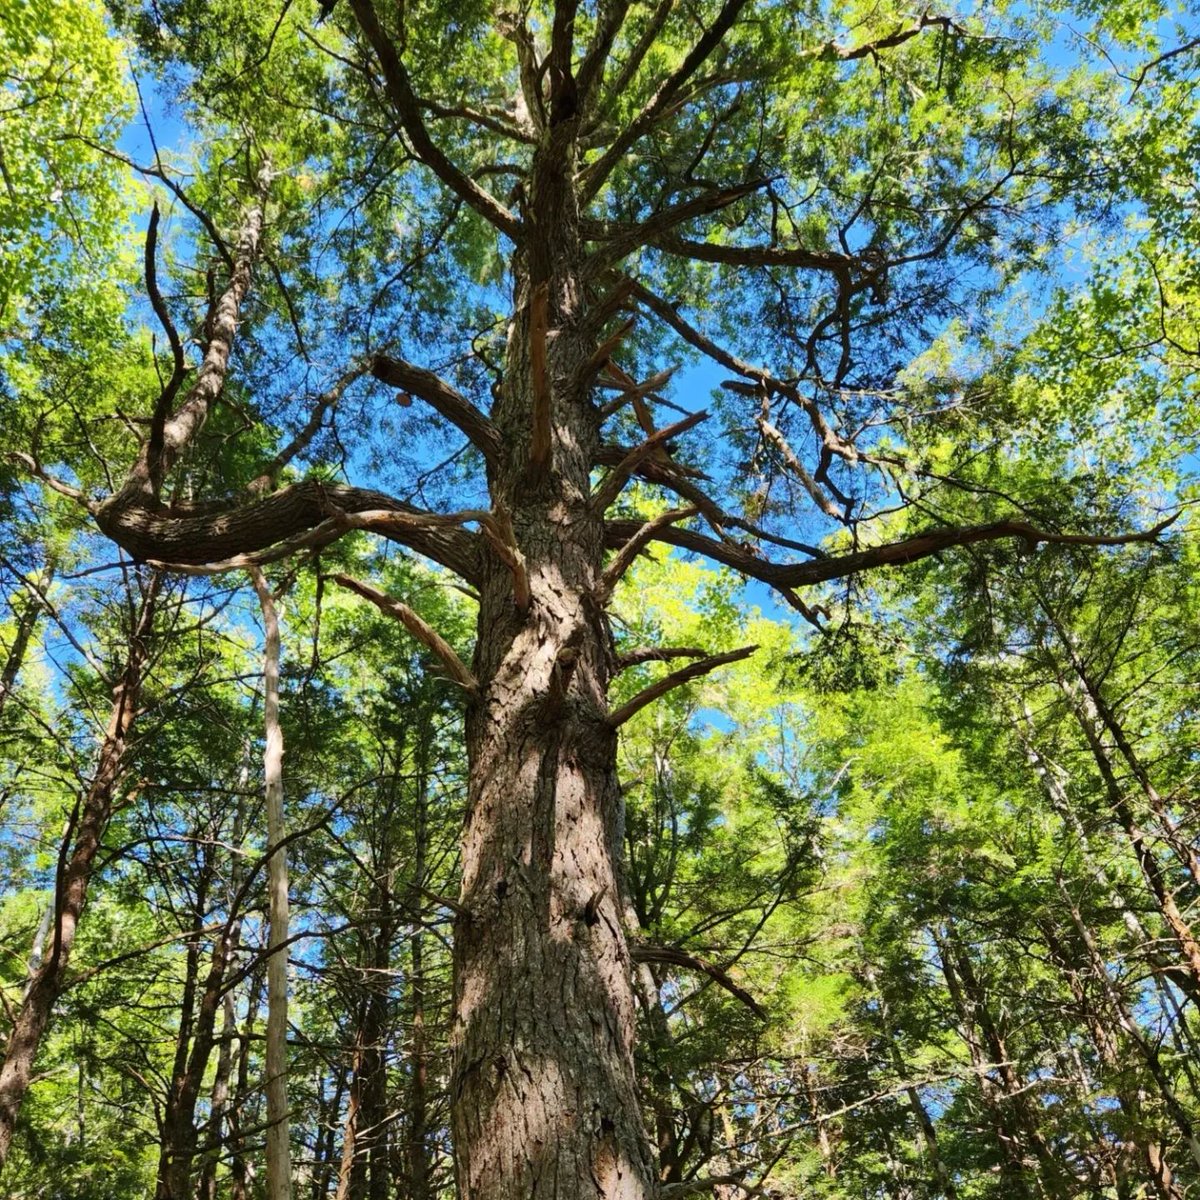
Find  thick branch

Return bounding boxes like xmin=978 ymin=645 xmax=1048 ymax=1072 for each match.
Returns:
xmin=600 ymin=506 xmax=698 ymax=598
xmin=576 ymin=0 xmax=632 ymax=114
xmin=592 ymin=0 xmax=675 ymax=136
xmin=96 ymin=479 xmax=480 ymax=579
xmin=588 ymin=179 xmax=768 ymax=268
xmin=607 ymin=644 xmax=757 ymax=727
xmin=330 ymin=573 xmax=478 ymax=693
xmin=604 ymin=514 xmax=1180 ymax=594
xmin=630 ymin=942 xmax=765 ymax=1018
xmin=349 ymin=0 xmax=520 ymax=239
xmin=144 ymin=203 xmax=187 ymax=470
xmin=757 ymin=418 xmax=842 ymax=520
xmin=615 ymin=645 xmax=708 ymax=673
xmin=652 ymin=231 xmax=851 ymax=273
xmin=371 ymin=353 xmax=501 ymax=460
xmin=115 ymin=185 xmax=267 ymax=511
xmin=806 ymin=13 xmax=964 ymax=62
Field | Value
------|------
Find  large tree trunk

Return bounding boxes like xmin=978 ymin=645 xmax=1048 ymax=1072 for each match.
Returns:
xmin=0 ymin=570 xmax=161 ymax=1170
xmin=449 ymin=115 xmax=655 ymax=1197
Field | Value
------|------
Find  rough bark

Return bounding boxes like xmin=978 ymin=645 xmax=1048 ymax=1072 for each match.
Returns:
xmin=0 ymin=571 xmax=161 ymax=1169
xmin=448 ymin=71 xmax=655 ymax=1191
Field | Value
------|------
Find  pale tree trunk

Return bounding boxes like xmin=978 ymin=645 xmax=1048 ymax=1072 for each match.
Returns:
xmin=1041 ymin=916 xmax=1181 ymax=1200
xmin=800 ymin=1063 xmax=837 ymax=1181
xmin=933 ymin=926 xmax=1044 ymax=1199
xmin=408 ymin=719 xmax=432 ymax=1200
xmin=1015 ymin=707 xmax=1200 ymax=1006
xmin=155 ymin=836 xmax=215 ymax=1199
xmin=334 ymin=1025 xmax=367 ymax=1200
xmin=1034 ymin=602 xmax=1200 ymax=889
xmin=197 ymin=783 xmax=250 ymax=1200
xmin=197 ymin=990 xmax=240 ymax=1200
xmin=0 ymin=570 xmax=161 ymax=1170
xmin=864 ymin=966 xmax=957 ymax=1200
xmin=229 ymin=968 xmax=264 ymax=1200
xmin=251 ymin=567 xmax=292 ymax=1200
xmin=311 ymin=1062 xmax=347 ymax=1200
xmin=1066 ymin=685 xmax=1200 ymax=993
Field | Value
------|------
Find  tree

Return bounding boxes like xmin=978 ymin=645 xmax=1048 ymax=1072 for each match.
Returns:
xmin=6 ymin=0 xmax=1200 ymax=1196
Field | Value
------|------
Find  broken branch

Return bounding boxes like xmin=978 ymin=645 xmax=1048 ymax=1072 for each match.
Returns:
xmin=607 ymin=643 xmax=757 ymax=727
xmin=599 ymin=506 xmax=699 ymax=598
xmin=630 ymin=942 xmax=766 ymax=1018
xmin=592 ymin=411 xmax=709 ymax=512
xmin=329 ymin=572 xmax=478 ymax=694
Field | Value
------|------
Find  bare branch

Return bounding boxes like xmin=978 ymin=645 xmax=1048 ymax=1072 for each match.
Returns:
xmin=329 ymin=572 xmax=478 ymax=693
xmin=605 ymin=513 xmax=1181 ymax=596
xmin=7 ymin=452 xmax=90 ymax=507
xmin=371 ymin=353 xmax=501 ymax=460
xmin=579 ymin=315 xmax=639 ymax=386
xmin=615 ymin=645 xmax=708 ymax=673
xmin=588 ymin=179 xmax=768 ymax=268
xmin=143 ymin=203 xmax=187 ymax=467
xmin=660 ymin=1174 xmax=756 ymax=1199
xmin=580 ymin=0 xmax=750 ymax=200
xmin=111 ymin=181 xmax=268 ymax=515
xmin=416 ymin=96 xmax=537 ymax=144
xmin=652 ymin=231 xmax=851 ymax=273
xmin=476 ymin=502 xmax=531 ymax=612
xmin=599 ymin=506 xmax=698 ymax=598
xmin=248 ymin=362 xmax=370 ymax=494
xmin=592 ymin=411 xmax=709 ymax=512
xmin=576 ymin=0 xmax=633 ymax=114
xmin=806 ymin=12 xmax=965 ymax=62
xmin=757 ymin=417 xmax=842 ymax=521
xmin=607 ymin=643 xmax=757 ymax=727
xmin=598 ymin=366 xmax=677 ymax=418
xmin=630 ymin=942 xmax=765 ymax=1017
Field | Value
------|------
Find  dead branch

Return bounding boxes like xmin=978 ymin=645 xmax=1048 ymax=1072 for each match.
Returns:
xmin=329 ymin=573 xmax=478 ymax=693
xmin=630 ymin=942 xmax=766 ymax=1018
xmin=607 ymin=643 xmax=757 ymax=727
xmin=372 ymin=353 xmax=501 ymax=461
xmin=600 ymin=506 xmax=699 ymax=597
xmin=592 ymin=411 xmax=709 ymax=511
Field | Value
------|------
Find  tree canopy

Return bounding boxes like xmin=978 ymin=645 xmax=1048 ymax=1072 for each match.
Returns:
xmin=2 ymin=0 xmax=1200 ymax=1197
